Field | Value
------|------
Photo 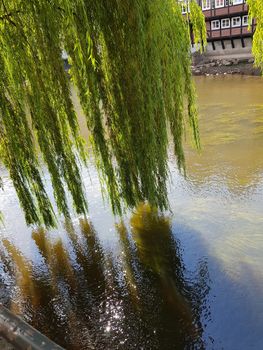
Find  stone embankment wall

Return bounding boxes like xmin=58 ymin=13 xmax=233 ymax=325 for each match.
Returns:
xmin=192 ymin=54 xmax=261 ymax=76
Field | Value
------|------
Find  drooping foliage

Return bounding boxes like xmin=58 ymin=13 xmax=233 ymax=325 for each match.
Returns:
xmin=0 ymin=0 xmax=205 ymax=227
xmin=189 ymin=1 xmax=207 ymax=52
xmin=247 ymin=0 xmax=263 ymax=69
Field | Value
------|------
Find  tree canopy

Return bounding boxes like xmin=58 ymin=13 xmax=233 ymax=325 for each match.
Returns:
xmin=0 ymin=0 xmax=205 ymax=227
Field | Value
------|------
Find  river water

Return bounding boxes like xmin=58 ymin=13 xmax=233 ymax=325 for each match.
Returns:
xmin=0 ymin=76 xmax=263 ymax=349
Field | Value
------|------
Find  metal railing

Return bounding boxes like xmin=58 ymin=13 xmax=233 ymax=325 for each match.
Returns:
xmin=0 ymin=305 xmax=64 ymax=350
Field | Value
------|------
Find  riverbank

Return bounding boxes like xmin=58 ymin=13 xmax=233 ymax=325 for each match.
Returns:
xmin=192 ymin=54 xmax=261 ymax=76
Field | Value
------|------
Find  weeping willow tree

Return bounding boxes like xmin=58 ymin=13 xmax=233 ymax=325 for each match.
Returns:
xmin=0 ymin=0 xmax=206 ymax=227
xmin=247 ymin=0 xmax=263 ymax=69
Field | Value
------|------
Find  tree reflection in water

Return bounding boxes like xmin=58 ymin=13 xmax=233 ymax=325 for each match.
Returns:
xmin=0 ymin=205 xmax=210 ymax=349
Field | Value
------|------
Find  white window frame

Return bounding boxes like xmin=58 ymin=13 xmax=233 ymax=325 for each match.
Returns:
xmin=211 ymin=20 xmax=220 ymax=30
xmin=202 ymin=0 xmax=211 ymax=10
xmin=242 ymin=15 xmax=249 ymax=26
xmin=231 ymin=17 xmax=241 ymax=27
xmin=179 ymin=0 xmax=190 ymax=14
xmin=215 ymin=0 xmax=225 ymax=8
xmin=221 ymin=18 xmax=230 ymax=28
xmin=232 ymin=0 xmax=243 ymax=5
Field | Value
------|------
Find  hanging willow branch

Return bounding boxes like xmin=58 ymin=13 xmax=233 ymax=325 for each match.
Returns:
xmin=0 ymin=0 xmax=205 ymax=227
xmin=247 ymin=0 xmax=263 ymax=69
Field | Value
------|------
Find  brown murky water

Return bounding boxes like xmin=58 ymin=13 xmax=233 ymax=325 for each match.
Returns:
xmin=0 ymin=76 xmax=263 ymax=349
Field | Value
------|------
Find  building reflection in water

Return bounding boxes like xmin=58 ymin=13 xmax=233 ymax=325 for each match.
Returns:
xmin=0 ymin=204 xmax=210 ymax=349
